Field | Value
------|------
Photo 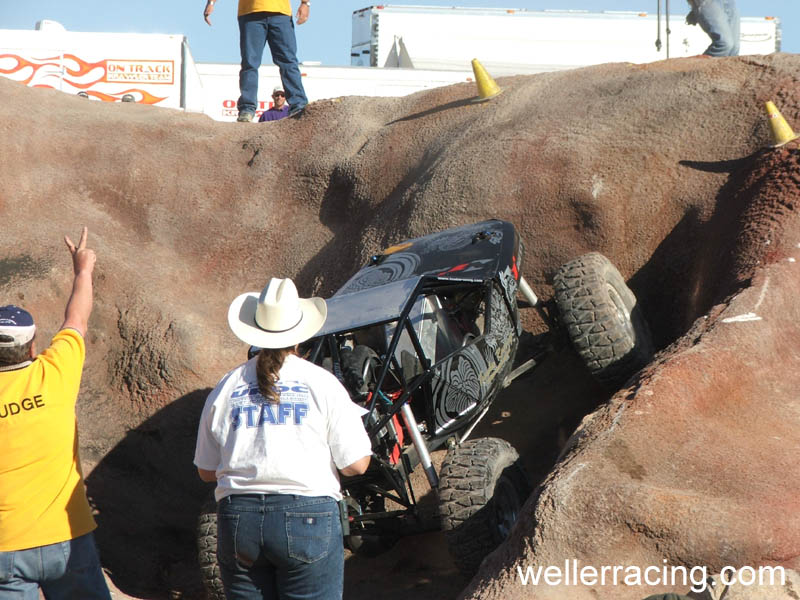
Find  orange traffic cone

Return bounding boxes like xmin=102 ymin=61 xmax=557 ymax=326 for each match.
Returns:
xmin=765 ymin=101 xmax=799 ymax=147
xmin=471 ymin=58 xmax=502 ymax=103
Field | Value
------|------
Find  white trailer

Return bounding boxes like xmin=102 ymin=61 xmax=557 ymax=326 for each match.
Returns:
xmin=197 ymin=63 xmax=472 ymax=121
xmin=0 ymin=20 xmax=205 ymax=111
xmin=351 ymin=5 xmax=781 ymax=74
xmin=0 ymin=21 xmax=471 ymax=122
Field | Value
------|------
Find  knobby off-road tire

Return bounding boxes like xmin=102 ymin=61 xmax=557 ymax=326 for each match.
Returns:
xmin=439 ymin=438 xmax=530 ymax=577
xmin=553 ymin=252 xmax=653 ymax=386
xmin=197 ymin=495 xmax=225 ymax=600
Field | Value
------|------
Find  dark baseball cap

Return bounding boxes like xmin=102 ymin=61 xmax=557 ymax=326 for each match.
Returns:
xmin=0 ymin=305 xmax=36 ymax=347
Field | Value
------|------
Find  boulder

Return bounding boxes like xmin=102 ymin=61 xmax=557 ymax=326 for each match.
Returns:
xmin=2 ymin=52 xmax=800 ymax=598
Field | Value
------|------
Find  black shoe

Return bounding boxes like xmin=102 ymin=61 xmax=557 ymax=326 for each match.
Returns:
xmin=288 ymin=105 xmax=306 ymax=119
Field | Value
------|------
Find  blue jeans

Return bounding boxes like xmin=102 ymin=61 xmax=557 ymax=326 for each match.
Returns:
xmin=237 ymin=12 xmax=308 ymax=115
xmin=217 ymin=494 xmax=343 ymax=600
xmin=696 ymin=0 xmax=740 ymax=56
xmin=0 ymin=532 xmax=111 ymax=600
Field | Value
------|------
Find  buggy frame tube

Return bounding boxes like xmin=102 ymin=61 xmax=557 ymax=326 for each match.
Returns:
xmin=359 ymin=483 xmax=410 ymax=508
xmin=403 ymin=308 xmax=432 ymax=373
xmin=367 ymin=371 xmax=432 ymax=437
xmin=363 ymin=277 xmax=427 ymax=425
xmin=364 ymin=278 xmax=424 ymax=431
xmin=308 ymin=337 xmax=324 ymax=364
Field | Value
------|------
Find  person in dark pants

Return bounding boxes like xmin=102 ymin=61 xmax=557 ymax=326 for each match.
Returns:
xmin=194 ymin=277 xmax=371 ymax=600
xmin=204 ymin=0 xmax=310 ymax=122
xmin=686 ymin=0 xmax=740 ymax=57
xmin=0 ymin=228 xmax=112 ymax=600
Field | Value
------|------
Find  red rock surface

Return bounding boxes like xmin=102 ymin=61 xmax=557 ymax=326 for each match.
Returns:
xmin=2 ymin=52 xmax=800 ymax=599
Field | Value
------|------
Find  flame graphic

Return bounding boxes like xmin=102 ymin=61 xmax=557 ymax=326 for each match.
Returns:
xmin=61 ymin=54 xmax=106 ymax=78
xmin=0 ymin=53 xmax=169 ymax=105
xmin=0 ymin=54 xmax=60 ymax=85
xmin=88 ymin=88 xmax=167 ymax=105
xmin=0 ymin=54 xmax=106 ymax=86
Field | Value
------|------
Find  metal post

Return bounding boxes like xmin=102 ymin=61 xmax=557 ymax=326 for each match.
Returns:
xmin=655 ymin=0 xmax=662 ymax=52
xmin=180 ymin=37 xmax=187 ymax=110
xmin=666 ymin=0 xmax=671 ymax=58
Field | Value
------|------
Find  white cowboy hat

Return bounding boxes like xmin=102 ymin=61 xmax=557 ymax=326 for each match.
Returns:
xmin=227 ymin=278 xmax=327 ymax=349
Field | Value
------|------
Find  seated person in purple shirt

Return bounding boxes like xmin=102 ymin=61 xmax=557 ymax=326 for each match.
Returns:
xmin=259 ymin=86 xmax=290 ymax=122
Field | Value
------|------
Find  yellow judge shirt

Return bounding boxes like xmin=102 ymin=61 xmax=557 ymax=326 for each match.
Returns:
xmin=238 ymin=0 xmax=291 ymax=17
xmin=0 ymin=328 xmax=96 ymax=551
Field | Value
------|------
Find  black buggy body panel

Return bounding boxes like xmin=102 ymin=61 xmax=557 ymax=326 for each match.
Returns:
xmin=309 ymin=219 xmax=523 ymax=440
xmin=316 ymin=219 xmax=522 ymax=338
xmin=337 ymin=219 xmax=520 ymax=296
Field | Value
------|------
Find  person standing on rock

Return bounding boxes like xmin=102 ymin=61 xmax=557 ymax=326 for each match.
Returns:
xmin=194 ymin=277 xmax=371 ymax=600
xmin=0 ymin=227 xmax=112 ymax=599
xmin=686 ymin=0 xmax=740 ymax=57
xmin=204 ymin=0 xmax=310 ymax=122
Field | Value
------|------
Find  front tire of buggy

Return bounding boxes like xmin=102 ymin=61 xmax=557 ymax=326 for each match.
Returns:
xmin=197 ymin=494 xmax=226 ymax=600
xmin=438 ymin=438 xmax=530 ymax=577
xmin=553 ymin=252 xmax=653 ymax=386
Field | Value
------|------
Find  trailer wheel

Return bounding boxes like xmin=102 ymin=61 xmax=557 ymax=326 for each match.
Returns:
xmin=197 ymin=494 xmax=225 ymax=600
xmin=438 ymin=438 xmax=530 ymax=576
xmin=553 ymin=252 xmax=653 ymax=386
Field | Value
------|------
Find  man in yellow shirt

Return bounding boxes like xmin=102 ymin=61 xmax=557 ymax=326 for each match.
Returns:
xmin=204 ymin=0 xmax=311 ymax=122
xmin=0 ymin=228 xmax=111 ymax=599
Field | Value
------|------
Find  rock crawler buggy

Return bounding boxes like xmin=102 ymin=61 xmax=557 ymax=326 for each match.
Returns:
xmin=197 ymin=219 xmax=652 ymax=596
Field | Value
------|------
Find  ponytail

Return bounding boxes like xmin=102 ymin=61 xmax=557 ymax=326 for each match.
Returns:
xmin=255 ymin=347 xmax=294 ymax=403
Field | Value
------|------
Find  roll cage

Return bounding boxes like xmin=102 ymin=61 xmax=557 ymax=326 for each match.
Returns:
xmin=301 ymin=272 xmax=516 ymax=532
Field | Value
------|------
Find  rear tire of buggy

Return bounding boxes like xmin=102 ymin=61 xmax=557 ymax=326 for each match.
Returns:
xmin=197 ymin=494 xmax=226 ymax=600
xmin=438 ymin=437 xmax=530 ymax=577
xmin=553 ymin=252 xmax=653 ymax=386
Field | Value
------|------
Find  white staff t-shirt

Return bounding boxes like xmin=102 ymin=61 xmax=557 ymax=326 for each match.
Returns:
xmin=194 ymin=354 xmax=371 ymax=502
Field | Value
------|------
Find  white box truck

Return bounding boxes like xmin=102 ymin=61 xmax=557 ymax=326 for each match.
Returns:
xmin=351 ymin=5 xmax=781 ymax=74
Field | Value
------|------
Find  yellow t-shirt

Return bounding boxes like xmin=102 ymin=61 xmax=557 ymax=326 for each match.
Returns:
xmin=238 ymin=0 xmax=291 ymax=17
xmin=0 ymin=328 xmax=96 ymax=551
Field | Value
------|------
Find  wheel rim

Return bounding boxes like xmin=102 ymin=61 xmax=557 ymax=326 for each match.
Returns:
xmin=606 ymin=284 xmax=633 ymax=337
xmin=493 ymin=474 xmax=522 ymax=540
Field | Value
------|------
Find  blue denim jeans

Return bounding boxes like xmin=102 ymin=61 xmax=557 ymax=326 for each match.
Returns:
xmin=217 ymin=494 xmax=343 ymax=600
xmin=0 ymin=532 xmax=111 ymax=600
xmin=237 ymin=12 xmax=308 ymax=115
xmin=695 ymin=0 xmax=740 ymax=56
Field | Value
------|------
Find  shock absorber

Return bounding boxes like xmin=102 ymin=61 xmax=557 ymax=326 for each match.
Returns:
xmin=518 ymin=276 xmax=539 ymax=307
xmin=399 ymin=403 xmax=439 ymax=489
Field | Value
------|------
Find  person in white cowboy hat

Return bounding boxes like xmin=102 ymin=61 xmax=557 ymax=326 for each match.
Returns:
xmin=194 ymin=277 xmax=371 ymax=600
